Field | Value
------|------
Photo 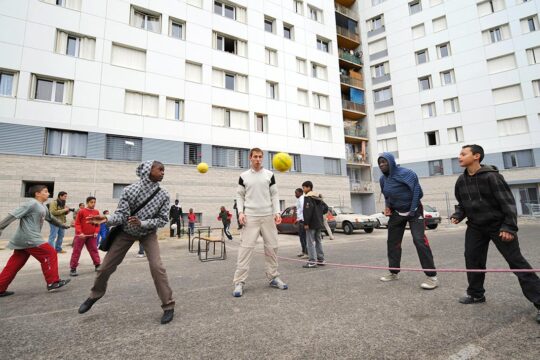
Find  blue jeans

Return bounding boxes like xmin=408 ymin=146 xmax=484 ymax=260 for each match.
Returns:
xmin=188 ymin=223 xmax=194 ymax=235
xmin=48 ymin=223 xmax=65 ymax=252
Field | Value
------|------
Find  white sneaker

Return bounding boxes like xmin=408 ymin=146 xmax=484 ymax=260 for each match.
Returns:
xmin=233 ymin=283 xmax=244 ymax=297
xmin=380 ymin=273 xmax=399 ymax=282
xmin=269 ymin=277 xmax=288 ymax=290
xmin=136 ymin=253 xmax=145 ymax=258
xmin=420 ymin=276 xmax=438 ymax=290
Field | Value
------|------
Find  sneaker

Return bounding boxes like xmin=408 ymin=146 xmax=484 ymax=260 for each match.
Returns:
xmin=161 ymin=309 xmax=174 ymax=325
xmin=0 ymin=291 xmax=15 ymax=297
xmin=233 ymin=283 xmax=244 ymax=297
xmin=136 ymin=253 xmax=146 ymax=258
xmin=269 ymin=277 xmax=288 ymax=290
xmin=297 ymin=252 xmax=305 ymax=258
xmin=300 ymin=254 xmax=309 ymax=259
xmin=78 ymin=296 xmax=101 ymax=314
xmin=303 ymin=262 xmax=318 ymax=269
xmin=420 ymin=276 xmax=438 ymax=290
xmin=380 ymin=273 xmax=399 ymax=282
xmin=47 ymin=279 xmax=71 ymax=291
xmin=458 ymin=295 xmax=486 ymax=304
xmin=317 ymin=260 xmax=326 ymax=266
xmin=95 ymin=265 xmax=100 ymax=272
xmin=70 ymin=268 xmax=78 ymax=277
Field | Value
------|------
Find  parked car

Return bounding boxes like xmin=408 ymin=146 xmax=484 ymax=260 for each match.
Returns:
xmin=277 ymin=206 xmax=336 ymax=235
xmin=330 ymin=206 xmax=378 ymax=235
xmin=370 ymin=204 xmax=442 ymax=230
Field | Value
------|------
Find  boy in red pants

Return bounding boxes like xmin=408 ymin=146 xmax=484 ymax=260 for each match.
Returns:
xmin=0 ymin=185 xmax=71 ymax=297
xmin=70 ymin=196 xmax=101 ymax=276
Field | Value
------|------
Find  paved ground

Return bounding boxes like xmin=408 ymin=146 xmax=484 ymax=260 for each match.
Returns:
xmin=1 ymin=223 xmax=539 ymax=360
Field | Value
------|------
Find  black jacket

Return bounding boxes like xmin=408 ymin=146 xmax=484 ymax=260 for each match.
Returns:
xmin=169 ymin=205 xmax=182 ymax=220
xmin=451 ymin=165 xmax=518 ymax=234
xmin=303 ymin=191 xmax=324 ymax=230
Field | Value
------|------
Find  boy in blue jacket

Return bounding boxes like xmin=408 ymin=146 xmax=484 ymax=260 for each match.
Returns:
xmin=378 ymin=152 xmax=438 ymax=290
xmin=96 ymin=210 xmax=109 ymax=247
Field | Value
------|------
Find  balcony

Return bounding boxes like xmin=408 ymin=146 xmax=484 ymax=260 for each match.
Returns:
xmin=336 ymin=26 xmax=360 ymax=48
xmin=344 ymin=127 xmax=368 ymax=141
xmin=342 ymin=99 xmax=365 ymax=119
xmin=339 ymin=49 xmax=362 ymax=68
xmin=346 ymin=154 xmax=371 ymax=167
xmin=340 ymin=74 xmax=364 ymax=89
xmin=335 ymin=0 xmax=356 ymax=7
xmin=335 ymin=3 xmax=358 ymax=20
xmin=350 ymin=181 xmax=373 ymax=194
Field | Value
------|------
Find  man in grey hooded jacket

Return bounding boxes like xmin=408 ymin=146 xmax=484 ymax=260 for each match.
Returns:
xmin=78 ymin=160 xmax=175 ymax=324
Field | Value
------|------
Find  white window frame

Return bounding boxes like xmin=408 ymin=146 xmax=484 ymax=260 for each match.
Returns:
xmin=437 ymin=42 xmax=451 ymax=58
xmin=316 ymin=37 xmax=330 ymax=53
xmin=409 ymin=0 xmax=422 ymax=15
xmin=130 ymin=6 xmax=161 ymax=33
xmin=255 ymin=113 xmax=268 ymax=133
xmin=31 ymin=75 xmax=72 ymax=104
xmin=166 ymin=98 xmax=184 ymax=121
xmin=308 ymin=5 xmax=323 ymax=23
xmin=296 ymin=58 xmax=307 ymax=74
xmin=444 ymin=97 xmax=460 ymax=113
xmin=169 ymin=18 xmax=185 ymax=40
xmin=422 ymin=102 xmax=436 ymax=118
xmin=416 ymin=49 xmax=429 ymax=64
xmin=0 ymin=70 xmax=18 ymax=97
xmin=425 ymin=130 xmax=440 ymax=146
xmin=264 ymin=16 xmax=275 ymax=33
xmin=447 ymin=127 xmax=464 ymax=143
xmin=265 ymin=48 xmax=278 ymax=66
xmin=214 ymin=1 xmax=236 ymax=20
xmin=299 ymin=121 xmax=310 ymax=139
xmin=440 ymin=69 xmax=455 ymax=86
xmin=294 ymin=0 xmax=304 ymax=15
xmin=284 ymin=23 xmax=294 ymax=40
xmin=266 ymin=81 xmax=278 ymax=100
xmin=418 ymin=76 xmax=432 ymax=91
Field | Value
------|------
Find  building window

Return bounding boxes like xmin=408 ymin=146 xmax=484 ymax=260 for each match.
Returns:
xmin=440 ymin=69 xmax=455 ymax=85
xmin=112 ymin=183 xmax=130 ymax=199
xmin=124 ymin=91 xmax=158 ymax=117
xmin=111 ymin=43 xmax=146 ymax=71
xmin=521 ymin=16 xmax=539 ymax=33
xmin=264 ymin=16 xmax=275 ymax=33
xmin=214 ymin=1 xmax=235 ymax=20
xmin=497 ymin=117 xmax=529 ymax=136
xmin=130 ymin=6 xmax=161 ymax=33
xmin=269 ymin=152 xmax=301 ymax=172
xmin=308 ymin=5 xmax=323 ymax=23
xmin=430 ymin=0 xmax=444 ymax=6
xmin=375 ymin=112 xmax=395 ymax=127
xmin=409 ymin=1 xmax=422 ymax=15
xmin=533 ymin=80 xmax=540 ymax=97
xmin=418 ymin=76 xmax=432 ymax=91
xmin=187 ymin=0 xmax=203 ymax=7
xmin=312 ymin=93 xmax=329 ymax=110
xmin=212 ymin=69 xmax=248 ymax=92
xmin=266 ymin=81 xmax=278 ymax=99
xmin=313 ymin=124 xmax=331 ymax=142
xmin=43 ymin=0 xmax=81 ymax=10
xmin=23 ymin=180 xmax=54 ymax=198
xmin=324 ymin=158 xmax=341 ymax=175
xmin=299 ymin=121 xmax=310 ymax=139
xmin=106 ymin=135 xmax=142 ymax=161
xmin=212 ymin=106 xmax=248 ymax=129
xmin=255 ymin=113 xmax=268 ymax=133
xmin=490 ymin=28 xmax=502 ymax=42
xmin=184 ymin=143 xmax=201 ymax=165
xmin=297 ymin=89 xmax=308 ymax=106
xmin=294 ymin=0 xmax=303 ymax=15
xmin=432 ymin=16 xmax=447 ymax=32
xmin=422 ymin=102 xmax=436 ymax=118
xmin=214 ymin=32 xmax=247 ymax=56
xmin=169 ymin=18 xmax=185 ymax=40
xmin=316 ymin=37 xmax=330 ymax=53
xmin=444 ymin=97 xmax=460 ymax=113
xmin=429 ymin=160 xmax=444 ymax=176
xmin=368 ymin=15 xmax=384 ymax=31
xmin=412 ymin=23 xmax=425 ymax=38
xmin=425 ymin=131 xmax=439 ymax=146
xmin=225 ymin=73 xmax=235 ymax=90
xmin=166 ymin=98 xmax=184 ymax=120
xmin=377 ymin=137 xmax=398 ymax=153
xmin=265 ymin=48 xmax=278 ymax=66
xmin=46 ymin=129 xmax=87 ymax=157
xmin=437 ymin=42 xmax=451 ymax=58
xmin=483 ymin=25 xmax=509 ymax=44
xmin=311 ymin=63 xmax=327 ymax=80
xmin=487 ymin=53 xmax=517 ymax=74
xmin=372 ymin=62 xmax=389 ymax=78
xmin=31 ymin=75 xmax=73 ymax=104
xmin=0 ymin=70 xmax=17 ymax=97
xmin=503 ymin=150 xmax=534 ymax=169
xmin=212 ymin=146 xmax=249 ymax=168
xmin=374 ymin=87 xmax=392 ymax=102
xmin=447 ymin=127 xmax=464 ymax=143
xmin=416 ymin=49 xmax=429 ymax=64
xmin=492 ymin=84 xmax=523 ymax=105
xmin=284 ymin=24 xmax=294 ymax=40
xmin=296 ymin=58 xmax=307 ymax=74
xmin=526 ymin=46 xmax=540 ymax=64
xmin=185 ymin=61 xmax=202 ymax=83
xmin=477 ymin=0 xmax=505 ymax=17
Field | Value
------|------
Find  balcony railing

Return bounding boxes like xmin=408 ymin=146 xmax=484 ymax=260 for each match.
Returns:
xmin=344 ymin=127 xmax=368 ymax=138
xmin=339 ymin=49 xmax=363 ymax=65
xmin=342 ymin=99 xmax=365 ymax=113
xmin=340 ymin=74 xmax=364 ymax=89
xmin=346 ymin=154 xmax=370 ymax=165
xmin=336 ymin=26 xmax=360 ymax=42
xmin=350 ymin=181 xmax=373 ymax=193
xmin=335 ymin=3 xmax=358 ymax=20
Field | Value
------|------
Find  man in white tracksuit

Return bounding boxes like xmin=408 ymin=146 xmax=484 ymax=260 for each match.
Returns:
xmin=232 ymin=148 xmax=288 ymax=297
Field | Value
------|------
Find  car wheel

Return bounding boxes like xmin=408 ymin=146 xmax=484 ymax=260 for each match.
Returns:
xmin=364 ymin=227 xmax=374 ymax=234
xmin=427 ymin=224 xmax=438 ymax=230
xmin=342 ymin=222 xmax=354 ymax=235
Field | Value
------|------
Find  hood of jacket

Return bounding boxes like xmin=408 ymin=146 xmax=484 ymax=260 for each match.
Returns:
xmin=135 ymin=160 xmax=160 ymax=192
xmin=378 ymin=152 xmax=398 ymax=177
xmin=305 ymin=191 xmax=322 ymax=202
xmin=462 ymin=164 xmax=499 ymax=176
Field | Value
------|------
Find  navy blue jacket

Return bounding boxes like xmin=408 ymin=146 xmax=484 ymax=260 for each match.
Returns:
xmin=378 ymin=152 xmax=423 ymax=214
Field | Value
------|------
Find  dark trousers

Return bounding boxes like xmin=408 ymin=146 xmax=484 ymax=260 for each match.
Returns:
xmin=465 ymin=225 xmax=540 ymax=306
xmin=387 ymin=208 xmax=437 ymax=277
xmin=298 ymin=221 xmax=307 ymax=254
xmin=170 ymin=218 xmax=181 ymax=238
xmin=223 ymin=222 xmax=232 ymax=240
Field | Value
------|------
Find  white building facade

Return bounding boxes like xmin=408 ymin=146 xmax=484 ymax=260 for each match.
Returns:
xmin=0 ymin=0 xmax=357 ymax=235
xmin=358 ymin=0 xmax=540 ymax=216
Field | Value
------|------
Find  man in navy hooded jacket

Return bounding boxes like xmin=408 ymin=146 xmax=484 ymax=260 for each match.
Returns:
xmin=378 ymin=152 xmax=438 ymax=290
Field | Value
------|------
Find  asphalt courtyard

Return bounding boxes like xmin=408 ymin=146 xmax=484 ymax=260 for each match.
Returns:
xmin=1 ymin=223 xmax=539 ymax=360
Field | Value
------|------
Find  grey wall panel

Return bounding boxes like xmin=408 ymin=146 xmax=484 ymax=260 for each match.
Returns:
xmin=483 ymin=152 xmax=504 ymax=169
xmin=443 ymin=158 xmax=453 ymax=176
xmin=300 ymin=154 xmax=325 ymax=174
xmin=86 ymin=132 xmax=106 ymax=159
xmin=142 ymin=138 xmax=182 ymax=164
xmin=340 ymin=159 xmax=347 ymax=176
xmin=201 ymin=144 xmax=212 ymax=165
xmin=0 ymin=122 xmax=44 ymax=155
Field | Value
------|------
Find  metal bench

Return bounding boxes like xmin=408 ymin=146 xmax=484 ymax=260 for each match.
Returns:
xmin=197 ymin=228 xmax=227 ymax=262
xmin=187 ymin=225 xmax=210 ymax=253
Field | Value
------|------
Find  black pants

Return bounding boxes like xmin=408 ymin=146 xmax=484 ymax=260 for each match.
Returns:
xmin=465 ymin=225 xmax=540 ymax=306
xmin=387 ymin=207 xmax=437 ymax=277
xmin=170 ymin=218 xmax=181 ymax=238
xmin=298 ymin=221 xmax=307 ymax=254
xmin=223 ymin=222 xmax=232 ymax=240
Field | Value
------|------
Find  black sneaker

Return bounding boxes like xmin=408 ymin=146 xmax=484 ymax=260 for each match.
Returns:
xmin=0 ymin=291 xmax=15 ymax=297
xmin=302 ymin=262 xmax=318 ymax=269
xmin=161 ymin=309 xmax=174 ymax=325
xmin=78 ymin=297 xmax=101 ymax=314
xmin=317 ymin=260 xmax=326 ymax=266
xmin=47 ymin=279 xmax=71 ymax=291
xmin=70 ymin=269 xmax=78 ymax=277
xmin=459 ymin=295 xmax=486 ymax=304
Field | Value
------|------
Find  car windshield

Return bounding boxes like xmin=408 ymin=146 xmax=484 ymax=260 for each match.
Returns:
xmin=335 ymin=207 xmax=354 ymax=214
xmin=424 ymin=205 xmax=436 ymax=212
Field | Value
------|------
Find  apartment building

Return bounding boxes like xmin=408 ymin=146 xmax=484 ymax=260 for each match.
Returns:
xmin=0 ymin=0 xmax=356 ymax=236
xmin=358 ymin=0 xmax=540 ymax=215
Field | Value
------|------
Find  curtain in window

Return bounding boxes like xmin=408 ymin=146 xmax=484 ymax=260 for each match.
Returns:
xmin=65 ymin=0 xmax=81 ymax=10
xmin=237 ymin=40 xmax=247 ymax=57
xmin=212 ymin=107 xmax=225 ymax=126
xmin=212 ymin=69 xmax=224 ymax=87
xmin=125 ymin=91 xmax=142 ymax=114
xmin=80 ymin=37 xmax=95 ymax=60
xmin=230 ymin=110 xmax=248 ymax=129
xmin=236 ymin=7 xmax=247 ymax=23
xmin=47 ymin=130 xmax=87 ymax=157
xmin=236 ymin=75 xmax=247 ymax=92
xmin=142 ymin=94 xmax=158 ymax=116
xmin=112 ymin=44 xmax=146 ymax=71
xmin=56 ymin=31 xmax=68 ymax=54
xmin=0 ymin=73 xmax=13 ymax=96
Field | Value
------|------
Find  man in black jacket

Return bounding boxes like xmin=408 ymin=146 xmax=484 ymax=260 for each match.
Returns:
xmin=302 ymin=181 xmax=325 ymax=268
xmin=169 ymin=200 xmax=182 ymax=238
xmin=451 ymin=144 xmax=540 ymax=324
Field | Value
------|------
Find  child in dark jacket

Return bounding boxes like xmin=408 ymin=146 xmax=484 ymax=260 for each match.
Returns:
xmin=302 ymin=181 xmax=325 ymax=268
xmin=451 ymin=144 xmax=540 ymax=324
xmin=217 ymin=206 xmax=233 ymax=240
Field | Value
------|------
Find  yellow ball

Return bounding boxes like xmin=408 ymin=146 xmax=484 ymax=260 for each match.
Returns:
xmin=272 ymin=152 xmax=292 ymax=172
xmin=197 ymin=162 xmax=209 ymax=173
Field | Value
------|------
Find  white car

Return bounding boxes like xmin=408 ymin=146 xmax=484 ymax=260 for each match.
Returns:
xmin=330 ymin=206 xmax=379 ymax=235
xmin=371 ymin=212 xmax=389 ymax=228
xmin=370 ymin=205 xmax=442 ymax=230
